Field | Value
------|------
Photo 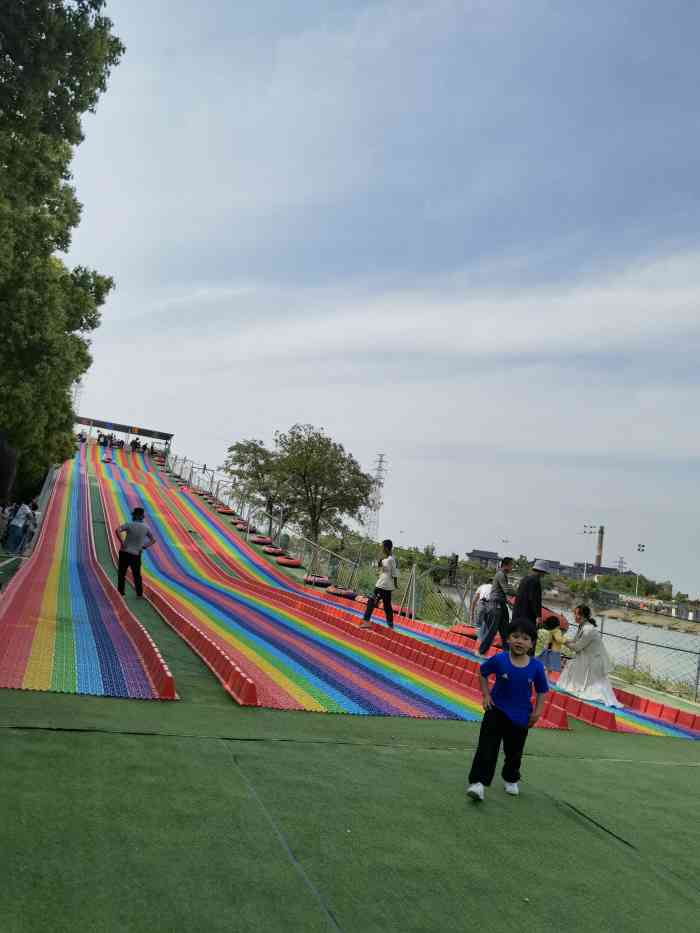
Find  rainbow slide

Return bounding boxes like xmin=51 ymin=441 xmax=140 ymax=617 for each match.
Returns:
xmin=93 ymin=445 xmax=516 ymax=722
xmin=0 ymin=447 xmax=175 ymax=699
xmin=386 ymin=619 xmax=700 ymax=740
xmin=124 ymin=460 xmax=697 ymax=739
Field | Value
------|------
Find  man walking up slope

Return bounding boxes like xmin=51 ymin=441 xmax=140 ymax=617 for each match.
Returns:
xmin=115 ymin=506 xmax=156 ymax=598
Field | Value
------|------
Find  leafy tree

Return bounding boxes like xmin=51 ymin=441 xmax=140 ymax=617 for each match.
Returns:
xmin=0 ymin=2 xmax=123 ymax=495
xmin=221 ymin=439 xmax=293 ymax=532
xmin=460 ymin=562 xmax=494 ymax=586
xmin=513 ymin=554 xmax=531 ymax=573
xmin=274 ymin=424 xmax=373 ymax=542
xmin=569 ymin=580 xmax=600 ymax=600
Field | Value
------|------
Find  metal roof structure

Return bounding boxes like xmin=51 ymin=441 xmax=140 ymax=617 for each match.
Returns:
xmin=76 ymin=416 xmax=174 ymax=443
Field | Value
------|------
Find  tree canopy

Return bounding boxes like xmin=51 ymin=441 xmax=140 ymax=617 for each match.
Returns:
xmin=0 ymin=1 xmax=123 ymax=497
xmin=222 ymin=425 xmax=373 ymax=543
xmin=221 ymin=438 xmax=294 ymax=532
xmin=274 ymin=425 xmax=373 ymax=542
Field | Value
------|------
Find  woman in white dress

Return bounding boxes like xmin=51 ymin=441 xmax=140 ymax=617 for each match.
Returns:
xmin=558 ymin=605 xmax=622 ymax=708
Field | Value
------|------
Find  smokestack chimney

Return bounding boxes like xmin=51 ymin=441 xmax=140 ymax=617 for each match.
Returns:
xmin=595 ymin=525 xmax=604 ymax=568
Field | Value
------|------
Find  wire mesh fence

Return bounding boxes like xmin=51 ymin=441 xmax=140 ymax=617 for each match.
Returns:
xmin=393 ymin=568 xmax=471 ymax=626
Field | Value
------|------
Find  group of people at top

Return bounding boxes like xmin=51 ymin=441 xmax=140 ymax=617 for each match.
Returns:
xmin=0 ymin=499 xmax=41 ymax=555
xmin=76 ymin=431 xmax=158 ymax=456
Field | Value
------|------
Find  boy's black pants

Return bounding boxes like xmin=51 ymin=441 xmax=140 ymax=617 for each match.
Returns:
xmin=468 ymin=707 xmax=529 ymax=785
xmin=118 ymin=550 xmax=143 ymax=597
xmin=363 ymin=587 xmax=394 ymax=626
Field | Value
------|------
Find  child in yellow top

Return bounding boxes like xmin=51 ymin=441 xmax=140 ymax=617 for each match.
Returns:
xmin=538 ymin=618 xmax=565 ymax=674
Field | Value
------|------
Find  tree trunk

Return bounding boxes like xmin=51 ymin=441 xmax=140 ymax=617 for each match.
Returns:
xmin=0 ymin=432 xmax=18 ymax=503
xmin=310 ymin=515 xmax=321 ymax=543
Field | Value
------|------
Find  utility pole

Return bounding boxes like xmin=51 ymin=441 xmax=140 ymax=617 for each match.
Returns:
xmin=595 ymin=525 xmax=605 ymax=568
xmin=635 ymin=543 xmax=645 ymax=597
xmin=581 ymin=524 xmax=598 ymax=580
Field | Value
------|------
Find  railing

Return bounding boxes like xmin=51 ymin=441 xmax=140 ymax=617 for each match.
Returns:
xmin=163 ymin=451 xmax=360 ymax=589
xmin=161 ymin=451 xmax=700 ymax=699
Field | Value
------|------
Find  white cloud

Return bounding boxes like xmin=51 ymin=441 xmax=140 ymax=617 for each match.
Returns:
xmin=72 ymin=1 xmax=700 ymax=597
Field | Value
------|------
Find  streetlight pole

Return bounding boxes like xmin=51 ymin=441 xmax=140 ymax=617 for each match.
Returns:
xmin=635 ymin=543 xmax=645 ymax=597
xmin=581 ymin=524 xmax=597 ymax=581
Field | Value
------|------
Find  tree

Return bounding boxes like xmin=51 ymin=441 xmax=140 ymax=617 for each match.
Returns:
xmin=569 ymin=580 xmax=600 ymax=600
xmin=0 ymin=2 xmax=123 ymax=494
xmin=274 ymin=424 xmax=373 ymax=542
xmin=0 ymin=432 xmax=18 ymax=503
xmin=221 ymin=439 xmax=293 ymax=532
xmin=513 ymin=554 xmax=531 ymax=573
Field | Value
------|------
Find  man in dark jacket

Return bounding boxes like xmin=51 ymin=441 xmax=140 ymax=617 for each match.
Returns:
xmin=513 ymin=560 xmax=550 ymax=653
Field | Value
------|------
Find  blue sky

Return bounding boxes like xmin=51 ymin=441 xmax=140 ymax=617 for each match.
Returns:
xmin=69 ymin=1 xmax=700 ymax=595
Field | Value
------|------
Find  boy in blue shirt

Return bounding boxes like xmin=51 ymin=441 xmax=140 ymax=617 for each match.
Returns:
xmin=467 ymin=620 xmax=548 ymax=801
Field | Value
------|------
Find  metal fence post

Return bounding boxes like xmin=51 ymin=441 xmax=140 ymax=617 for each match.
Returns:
xmin=632 ymin=636 xmax=639 ymax=670
xmin=694 ymin=653 xmax=700 ymax=703
xmin=411 ymin=562 xmax=417 ymax=621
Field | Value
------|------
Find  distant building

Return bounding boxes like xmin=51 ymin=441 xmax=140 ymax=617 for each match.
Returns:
xmin=466 ymin=549 xmax=500 ymax=569
xmin=586 ymin=564 xmax=619 ymax=577
xmin=558 ymin=562 xmax=620 ymax=580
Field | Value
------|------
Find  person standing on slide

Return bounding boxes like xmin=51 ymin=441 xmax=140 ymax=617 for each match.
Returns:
xmin=115 ymin=506 xmax=156 ymax=598
xmin=512 ymin=559 xmax=549 ymax=654
xmin=470 ymin=581 xmax=492 ymax=644
xmin=361 ymin=539 xmax=399 ymax=629
xmin=479 ymin=557 xmax=515 ymax=654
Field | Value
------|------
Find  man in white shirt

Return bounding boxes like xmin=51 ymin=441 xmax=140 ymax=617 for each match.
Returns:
xmin=361 ymin=539 xmax=399 ymax=629
xmin=115 ymin=506 xmax=156 ymax=597
xmin=470 ymin=582 xmax=492 ymax=643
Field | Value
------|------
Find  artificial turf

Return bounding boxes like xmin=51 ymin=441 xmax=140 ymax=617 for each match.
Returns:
xmin=0 ymin=482 xmax=697 ymax=932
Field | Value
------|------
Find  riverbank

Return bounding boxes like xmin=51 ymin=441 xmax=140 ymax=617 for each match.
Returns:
xmin=604 ymin=607 xmax=700 ymax=635
xmin=544 ymin=592 xmax=700 ymax=637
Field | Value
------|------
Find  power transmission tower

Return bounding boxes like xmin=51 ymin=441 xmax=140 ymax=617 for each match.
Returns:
xmin=363 ymin=453 xmax=387 ymax=543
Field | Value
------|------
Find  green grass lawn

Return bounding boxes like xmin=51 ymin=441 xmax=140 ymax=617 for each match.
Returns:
xmin=0 ymin=484 xmax=697 ymax=932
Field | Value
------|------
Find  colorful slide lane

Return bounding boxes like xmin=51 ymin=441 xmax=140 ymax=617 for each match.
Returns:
xmin=0 ymin=448 xmax=175 ymax=699
xmin=111 ymin=451 xmax=700 ymax=738
xmin=93 ymin=446 xmax=505 ymax=721
xmin=130 ymin=463 xmax=700 ymax=738
xmin=388 ymin=620 xmax=700 ymax=740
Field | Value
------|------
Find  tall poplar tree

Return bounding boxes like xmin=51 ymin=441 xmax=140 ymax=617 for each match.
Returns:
xmin=0 ymin=1 xmax=124 ymax=495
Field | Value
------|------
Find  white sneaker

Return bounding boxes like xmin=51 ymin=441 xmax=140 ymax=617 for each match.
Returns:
xmin=467 ymin=782 xmax=484 ymax=801
xmin=503 ymin=782 xmax=520 ymax=796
